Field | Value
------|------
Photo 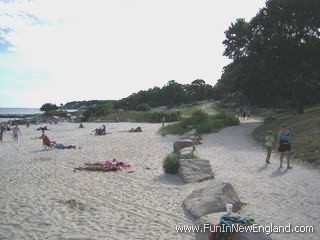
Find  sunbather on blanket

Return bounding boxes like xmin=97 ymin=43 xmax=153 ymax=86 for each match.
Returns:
xmin=74 ymin=159 xmax=130 ymax=171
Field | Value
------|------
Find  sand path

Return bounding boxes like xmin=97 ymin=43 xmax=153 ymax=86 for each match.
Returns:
xmin=197 ymin=119 xmax=320 ymax=240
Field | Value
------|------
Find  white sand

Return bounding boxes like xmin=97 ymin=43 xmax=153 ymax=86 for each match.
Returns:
xmin=0 ymin=120 xmax=319 ymax=240
xmin=0 ymin=122 xmax=207 ymax=240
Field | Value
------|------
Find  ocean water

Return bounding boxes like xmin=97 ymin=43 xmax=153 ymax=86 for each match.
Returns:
xmin=0 ymin=108 xmax=42 ymax=115
xmin=0 ymin=108 xmax=42 ymax=123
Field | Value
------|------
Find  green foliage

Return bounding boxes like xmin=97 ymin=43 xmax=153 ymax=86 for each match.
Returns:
xmin=83 ymin=102 xmax=113 ymax=121
xmin=163 ymin=110 xmax=239 ymax=135
xmin=136 ymin=103 xmax=151 ymax=112
xmin=113 ymin=80 xmax=214 ymax=110
xmin=40 ymin=103 xmax=59 ymax=112
xmin=180 ymin=104 xmax=202 ymax=117
xmin=88 ymin=110 xmax=180 ymax=123
xmin=163 ymin=153 xmax=180 ymax=174
xmin=143 ymin=111 xmax=181 ymax=123
xmin=43 ymin=110 xmax=67 ymax=117
xmin=219 ymin=0 xmax=320 ymax=113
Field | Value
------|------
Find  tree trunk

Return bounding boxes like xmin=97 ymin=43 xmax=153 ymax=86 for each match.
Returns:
xmin=293 ymin=78 xmax=305 ymax=114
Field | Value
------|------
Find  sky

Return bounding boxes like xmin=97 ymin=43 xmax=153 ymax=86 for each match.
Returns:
xmin=0 ymin=0 xmax=266 ymax=108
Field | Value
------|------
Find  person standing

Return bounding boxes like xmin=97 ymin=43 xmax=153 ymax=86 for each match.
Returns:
xmin=12 ymin=124 xmax=21 ymax=142
xmin=277 ymin=124 xmax=292 ymax=169
xmin=265 ymin=130 xmax=275 ymax=164
xmin=0 ymin=126 xmax=4 ymax=142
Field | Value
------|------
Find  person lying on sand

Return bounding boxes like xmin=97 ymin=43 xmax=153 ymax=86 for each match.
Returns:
xmin=129 ymin=126 xmax=142 ymax=132
xmin=42 ymin=134 xmax=78 ymax=149
xmin=74 ymin=159 xmax=130 ymax=171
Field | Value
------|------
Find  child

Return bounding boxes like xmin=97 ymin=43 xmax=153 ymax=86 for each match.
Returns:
xmin=265 ymin=130 xmax=275 ymax=164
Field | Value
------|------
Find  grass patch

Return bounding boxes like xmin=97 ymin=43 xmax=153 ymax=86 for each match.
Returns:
xmin=252 ymin=106 xmax=320 ymax=166
xmin=180 ymin=104 xmax=202 ymax=118
xmin=97 ymin=111 xmax=181 ymax=123
xmin=162 ymin=110 xmax=239 ymax=135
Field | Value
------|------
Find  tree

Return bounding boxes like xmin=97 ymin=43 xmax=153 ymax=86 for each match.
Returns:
xmin=40 ymin=103 xmax=59 ymax=112
xmin=222 ymin=0 xmax=320 ymax=113
xmin=136 ymin=103 xmax=151 ymax=112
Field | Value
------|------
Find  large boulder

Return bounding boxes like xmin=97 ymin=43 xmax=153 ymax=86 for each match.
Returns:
xmin=183 ymin=182 xmax=241 ymax=219
xmin=180 ymin=130 xmax=202 ymax=145
xmin=173 ymin=139 xmax=193 ymax=153
xmin=179 ymin=146 xmax=195 ymax=159
xmin=196 ymin=212 xmax=272 ymax=240
xmin=178 ymin=159 xmax=213 ymax=183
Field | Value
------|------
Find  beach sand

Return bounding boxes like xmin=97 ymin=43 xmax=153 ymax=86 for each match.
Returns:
xmin=0 ymin=122 xmax=206 ymax=240
xmin=1 ymin=121 xmax=319 ymax=239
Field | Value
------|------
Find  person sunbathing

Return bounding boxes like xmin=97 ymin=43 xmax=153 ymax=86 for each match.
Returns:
xmin=129 ymin=126 xmax=142 ymax=132
xmin=54 ymin=143 xmax=77 ymax=149
xmin=42 ymin=134 xmax=77 ymax=149
xmin=74 ymin=159 xmax=130 ymax=171
xmin=42 ymin=134 xmax=56 ymax=148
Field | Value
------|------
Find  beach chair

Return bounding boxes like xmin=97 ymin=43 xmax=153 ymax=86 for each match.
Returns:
xmin=42 ymin=135 xmax=55 ymax=150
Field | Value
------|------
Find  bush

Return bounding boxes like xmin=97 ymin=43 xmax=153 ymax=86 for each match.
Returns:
xmin=162 ymin=110 xmax=239 ymax=135
xmin=143 ymin=111 xmax=181 ymax=123
xmin=43 ymin=110 xmax=67 ymax=117
xmin=163 ymin=153 xmax=180 ymax=174
xmin=136 ymin=103 xmax=151 ymax=112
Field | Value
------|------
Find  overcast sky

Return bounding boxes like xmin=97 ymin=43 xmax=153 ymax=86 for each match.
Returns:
xmin=0 ymin=0 xmax=266 ymax=108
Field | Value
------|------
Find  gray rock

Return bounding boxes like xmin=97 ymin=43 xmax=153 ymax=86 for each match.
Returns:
xmin=196 ymin=212 xmax=272 ymax=240
xmin=173 ymin=139 xmax=193 ymax=153
xmin=183 ymin=182 xmax=241 ymax=218
xmin=179 ymin=146 xmax=195 ymax=159
xmin=178 ymin=159 xmax=213 ymax=183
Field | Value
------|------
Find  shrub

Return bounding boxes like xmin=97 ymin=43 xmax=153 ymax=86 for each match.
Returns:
xmin=136 ymin=103 xmax=151 ymax=112
xmin=163 ymin=153 xmax=180 ymax=174
xmin=162 ymin=109 xmax=239 ymax=135
xmin=144 ymin=111 xmax=181 ymax=123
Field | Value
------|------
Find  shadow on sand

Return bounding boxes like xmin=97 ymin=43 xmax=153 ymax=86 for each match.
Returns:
xmin=257 ymin=163 xmax=270 ymax=172
xmin=270 ymin=167 xmax=288 ymax=177
xmin=154 ymin=173 xmax=185 ymax=186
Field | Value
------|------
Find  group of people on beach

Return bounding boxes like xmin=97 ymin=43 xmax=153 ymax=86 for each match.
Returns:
xmin=264 ymin=123 xmax=292 ymax=169
xmin=0 ymin=123 xmax=21 ymax=142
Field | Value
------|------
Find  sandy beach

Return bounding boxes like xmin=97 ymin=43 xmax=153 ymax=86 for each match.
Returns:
xmin=0 ymin=121 xmax=319 ymax=239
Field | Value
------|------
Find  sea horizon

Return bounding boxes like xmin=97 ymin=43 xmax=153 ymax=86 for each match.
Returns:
xmin=0 ymin=107 xmax=42 ymax=115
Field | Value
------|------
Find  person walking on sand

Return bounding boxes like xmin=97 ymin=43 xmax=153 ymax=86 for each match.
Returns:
xmin=12 ymin=124 xmax=21 ymax=142
xmin=0 ymin=126 xmax=4 ymax=142
xmin=265 ymin=130 xmax=275 ymax=164
xmin=277 ymin=124 xmax=292 ymax=169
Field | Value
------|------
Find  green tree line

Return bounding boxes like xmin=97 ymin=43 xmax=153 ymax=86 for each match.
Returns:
xmin=213 ymin=0 xmax=320 ymax=113
xmin=64 ymin=79 xmax=214 ymax=111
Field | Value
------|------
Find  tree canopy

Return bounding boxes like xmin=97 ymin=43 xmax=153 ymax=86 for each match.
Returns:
xmin=217 ymin=0 xmax=320 ymax=113
xmin=40 ymin=103 xmax=59 ymax=112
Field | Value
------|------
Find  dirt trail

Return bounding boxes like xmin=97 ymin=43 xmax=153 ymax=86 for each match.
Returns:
xmin=197 ymin=119 xmax=319 ymax=240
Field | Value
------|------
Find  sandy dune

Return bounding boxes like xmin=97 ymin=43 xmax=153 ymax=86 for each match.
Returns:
xmin=0 ymin=120 xmax=319 ymax=240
